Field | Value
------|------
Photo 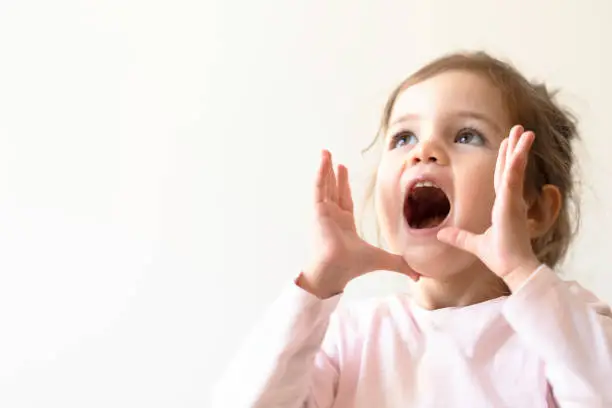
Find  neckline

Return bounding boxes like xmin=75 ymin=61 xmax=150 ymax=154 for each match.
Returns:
xmin=409 ymin=294 xmax=508 ymax=315
xmin=407 ymin=295 xmax=509 ymax=341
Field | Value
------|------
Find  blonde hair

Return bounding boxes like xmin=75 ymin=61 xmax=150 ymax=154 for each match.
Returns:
xmin=362 ymin=51 xmax=580 ymax=268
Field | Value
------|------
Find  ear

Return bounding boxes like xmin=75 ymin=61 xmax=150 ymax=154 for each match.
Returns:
xmin=527 ymin=185 xmax=562 ymax=238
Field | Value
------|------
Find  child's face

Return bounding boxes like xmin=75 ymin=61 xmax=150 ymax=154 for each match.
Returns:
xmin=375 ymin=70 xmax=512 ymax=278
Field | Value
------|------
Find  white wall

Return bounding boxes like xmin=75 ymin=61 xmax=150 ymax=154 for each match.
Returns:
xmin=0 ymin=0 xmax=610 ymax=406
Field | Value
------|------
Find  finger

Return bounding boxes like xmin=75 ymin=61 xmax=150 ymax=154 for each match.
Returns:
xmin=315 ymin=150 xmax=330 ymax=203
xmin=437 ymin=227 xmax=479 ymax=255
xmin=506 ymin=131 xmax=535 ymax=190
xmin=337 ymin=165 xmax=354 ymax=213
xmin=513 ymin=130 xmax=535 ymax=163
xmin=506 ymin=125 xmax=523 ymax=165
xmin=494 ymin=138 xmax=508 ymax=192
xmin=326 ymin=156 xmax=339 ymax=204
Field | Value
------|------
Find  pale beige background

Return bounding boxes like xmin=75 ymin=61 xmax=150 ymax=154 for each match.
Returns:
xmin=0 ymin=0 xmax=610 ymax=406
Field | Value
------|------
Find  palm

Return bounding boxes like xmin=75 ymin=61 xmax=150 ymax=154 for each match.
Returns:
xmin=310 ymin=151 xmax=418 ymax=280
xmin=314 ymin=201 xmax=359 ymax=261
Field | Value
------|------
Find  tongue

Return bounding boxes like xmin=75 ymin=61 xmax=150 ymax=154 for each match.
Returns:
xmin=418 ymin=215 xmax=444 ymax=229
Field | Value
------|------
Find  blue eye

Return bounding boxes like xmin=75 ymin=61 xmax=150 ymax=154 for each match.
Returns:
xmin=455 ymin=128 xmax=485 ymax=146
xmin=390 ymin=131 xmax=418 ymax=149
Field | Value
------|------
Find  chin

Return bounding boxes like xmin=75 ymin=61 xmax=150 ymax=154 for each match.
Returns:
xmin=398 ymin=242 xmax=476 ymax=279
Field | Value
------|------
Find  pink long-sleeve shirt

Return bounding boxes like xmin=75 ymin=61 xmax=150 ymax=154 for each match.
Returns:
xmin=212 ymin=266 xmax=612 ymax=407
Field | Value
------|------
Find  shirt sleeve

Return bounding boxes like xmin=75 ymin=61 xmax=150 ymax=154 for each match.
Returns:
xmin=210 ymin=280 xmax=343 ymax=408
xmin=502 ymin=265 xmax=612 ymax=407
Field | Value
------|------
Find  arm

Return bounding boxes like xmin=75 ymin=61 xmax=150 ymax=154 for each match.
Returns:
xmin=211 ymin=151 xmax=418 ymax=407
xmin=210 ymin=281 xmax=342 ymax=408
xmin=503 ymin=265 xmax=612 ymax=407
xmin=436 ymin=128 xmax=612 ymax=405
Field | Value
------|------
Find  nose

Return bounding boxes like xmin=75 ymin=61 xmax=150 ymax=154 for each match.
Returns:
xmin=407 ymin=138 xmax=448 ymax=166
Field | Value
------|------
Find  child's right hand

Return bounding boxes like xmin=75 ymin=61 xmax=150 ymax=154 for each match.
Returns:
xmin=298 ymin=150 xmax=420 ymax=299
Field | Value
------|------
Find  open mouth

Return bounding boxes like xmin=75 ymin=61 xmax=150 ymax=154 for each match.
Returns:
xmin=404 ymin=181 xmax=451 ymax=229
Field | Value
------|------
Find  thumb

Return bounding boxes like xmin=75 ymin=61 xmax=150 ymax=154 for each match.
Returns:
xmin=366 ymin=246 xmax=420 ymax=281
xmin=437 ymin=227 xmax=479 ymax=254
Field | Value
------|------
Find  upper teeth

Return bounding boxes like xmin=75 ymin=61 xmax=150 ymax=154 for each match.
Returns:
xmin=414 ymin=181 xmax=439 ymax=189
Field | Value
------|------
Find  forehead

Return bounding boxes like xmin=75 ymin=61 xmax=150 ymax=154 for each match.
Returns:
xmin=389 ymin=70 xmax=510 ymax=127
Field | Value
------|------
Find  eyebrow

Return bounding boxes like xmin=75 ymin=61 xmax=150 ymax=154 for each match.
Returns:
xmin=389 ymin=111 xmax=503 ymax=134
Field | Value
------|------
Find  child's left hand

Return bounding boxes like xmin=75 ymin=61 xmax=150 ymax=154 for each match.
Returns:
xmin=437 ymin=125 xmax=541 ymax=291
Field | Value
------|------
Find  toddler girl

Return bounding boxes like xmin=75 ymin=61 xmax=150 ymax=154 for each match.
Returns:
xmin=213 ymin=52 xmax=612 ymax=407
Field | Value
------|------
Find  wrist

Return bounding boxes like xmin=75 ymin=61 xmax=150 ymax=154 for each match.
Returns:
xmin=297 ymin=266 xmax=350 ymax=299
xmin=502 ymin=258 xmax=542 ymax=293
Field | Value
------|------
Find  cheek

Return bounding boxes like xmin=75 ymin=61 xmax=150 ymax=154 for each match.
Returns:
xmin=374 ymin=176 xmax=395 ymax=223
xmin=456 ymin=158 xmax=497 ymax=223
xmin=374 ymin=158 xmax=403 ymax=231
